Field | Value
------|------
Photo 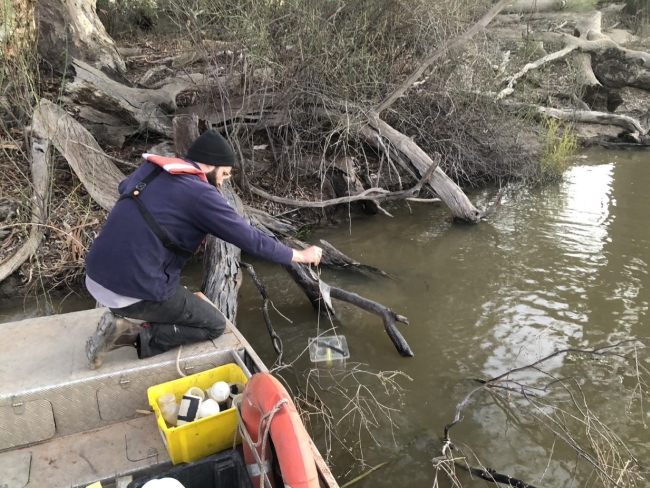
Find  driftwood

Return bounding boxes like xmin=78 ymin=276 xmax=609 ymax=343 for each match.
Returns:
xmin=29 ymin=99 xmax=124 ymax=211
xmin=0 ymin=108 xmax=52 ymax=282
xmin=35 ymin=0 xmax=125 ymax=73
xmin=65 ymin=58 xmax=225 ymax=144
xmin=504 ymin=101 xmax=647 ymax=134
xmin=361 ymin=120 xmax=483 ymax=222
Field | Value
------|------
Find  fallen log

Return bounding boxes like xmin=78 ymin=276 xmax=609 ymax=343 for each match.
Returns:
xmin=65 ymin=58 xmax=226 ymax=144
xmin=531 ymin=26 xmax=650 ymax=92
xmin=27 ymin=99 xmax=124 ymax=211
xmin=503 ymin=101 xmax=646 ymax=134
xmin=0 ymin=109 xmax=52 ymax=283
xmin=361 ymin=120 xmax=482 ymax=222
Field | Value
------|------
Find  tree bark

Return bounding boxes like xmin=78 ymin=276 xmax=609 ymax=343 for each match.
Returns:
xmin=35 ymin=0 xmax=125 ymax=74
xmin=29 ymin=99 xmax=124 ymax=211
xmin=173 ymin=115 xmax=201 ymax=158
xmin=1 ymin=0 xmax=35 ymax=62
xmin=201 ymin=182 xmax=244 ymax=324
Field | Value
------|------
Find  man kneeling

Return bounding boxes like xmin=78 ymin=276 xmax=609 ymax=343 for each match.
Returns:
xmin=84 ymin=130 xmax=321 ymax=369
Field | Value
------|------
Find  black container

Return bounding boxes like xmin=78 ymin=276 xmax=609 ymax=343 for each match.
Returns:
xmin=127 ymin=450 xmax=253 ymax=488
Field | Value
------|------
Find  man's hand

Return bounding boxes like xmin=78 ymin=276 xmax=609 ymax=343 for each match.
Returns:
xmin=292 ymin=246 xmax=323 ymax=266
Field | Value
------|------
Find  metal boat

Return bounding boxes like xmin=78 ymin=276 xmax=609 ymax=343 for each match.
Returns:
xmin=0 ymin=304 xmax=338 ymax=487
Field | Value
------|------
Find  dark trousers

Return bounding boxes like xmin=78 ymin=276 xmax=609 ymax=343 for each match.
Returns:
xmin=110 ymin=286 xmax=226 ymax=358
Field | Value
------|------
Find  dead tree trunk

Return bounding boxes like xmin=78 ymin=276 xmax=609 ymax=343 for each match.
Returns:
xmin=173 ymin=115 xmax=201 ymax=157
xmin=65 ymin=58 xmax=223 ymax=146
xmin=35 ymin=0 xmax=125 ymax=74
xmin=360 ymin=119 xmax=482 ymax=222
xmin=201 ymin=182 xmax=244 ymax=324
xmin=573 ymin=12 xmax=623 ymax=113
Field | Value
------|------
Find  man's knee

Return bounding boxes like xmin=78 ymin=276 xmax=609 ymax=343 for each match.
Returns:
xmin=203 ymin=313 xmax=226 ymax=340
xmin=205 ymin=321 xmax=226 ymax=340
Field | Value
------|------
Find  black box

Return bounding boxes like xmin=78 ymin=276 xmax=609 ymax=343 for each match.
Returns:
xmin=128 ymin=450 xmax=253 ymax=488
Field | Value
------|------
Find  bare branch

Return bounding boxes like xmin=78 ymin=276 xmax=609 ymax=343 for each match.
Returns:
xmin=376 ymin=0 xmax=514 ymax=114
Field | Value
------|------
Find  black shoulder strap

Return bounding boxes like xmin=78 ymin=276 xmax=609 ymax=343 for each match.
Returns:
xmin=118 ymin=166 xmax=194 ymax=259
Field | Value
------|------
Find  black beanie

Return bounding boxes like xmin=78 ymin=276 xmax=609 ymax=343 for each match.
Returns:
xmin=185 ymin=130 xmax=236 ymax=167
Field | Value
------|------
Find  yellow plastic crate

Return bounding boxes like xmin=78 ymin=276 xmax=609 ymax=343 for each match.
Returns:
xmin=147 ymin=363 xmax=249 ymax=465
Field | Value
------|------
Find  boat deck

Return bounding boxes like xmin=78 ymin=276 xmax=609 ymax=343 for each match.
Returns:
xmin=0 ymin=306 xmax=338 ymax=488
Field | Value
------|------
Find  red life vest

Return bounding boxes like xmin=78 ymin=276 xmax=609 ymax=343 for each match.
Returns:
xmin=142 ymin=153 xmax=209 ymax=183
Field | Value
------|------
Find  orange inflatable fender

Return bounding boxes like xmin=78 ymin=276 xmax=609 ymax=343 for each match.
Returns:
xmin=241 ymin=373 xmax=319 ymax=488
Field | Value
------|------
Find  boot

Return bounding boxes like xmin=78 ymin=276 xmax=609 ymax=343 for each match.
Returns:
xmin=86 ymin=311 xmax=142 ymax=370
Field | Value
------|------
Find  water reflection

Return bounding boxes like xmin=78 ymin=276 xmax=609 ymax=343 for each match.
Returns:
xmin=479 ymin=163 xmax=615 ymax=379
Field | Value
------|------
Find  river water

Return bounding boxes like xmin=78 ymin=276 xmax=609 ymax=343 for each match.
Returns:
xmin=2 ymin=149 xmax=649 ymax=487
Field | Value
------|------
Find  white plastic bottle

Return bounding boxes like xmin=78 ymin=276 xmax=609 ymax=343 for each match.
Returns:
xmin=158 ymin=394 xmax=179 ymax=427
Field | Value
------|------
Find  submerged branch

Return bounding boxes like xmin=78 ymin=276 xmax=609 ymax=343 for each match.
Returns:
xmin=283 ymin=263 xmax=413 ymax=357
xmin=444 ymin=339 xmax=644 ymax=440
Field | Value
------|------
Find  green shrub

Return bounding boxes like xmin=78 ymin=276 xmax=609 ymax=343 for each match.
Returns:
xmin=540 ymin=118 xmax=576 ymax=180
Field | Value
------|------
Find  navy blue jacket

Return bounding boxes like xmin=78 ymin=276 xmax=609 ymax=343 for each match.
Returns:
xmin=85 ymin=161 xmax=293 ymax=302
